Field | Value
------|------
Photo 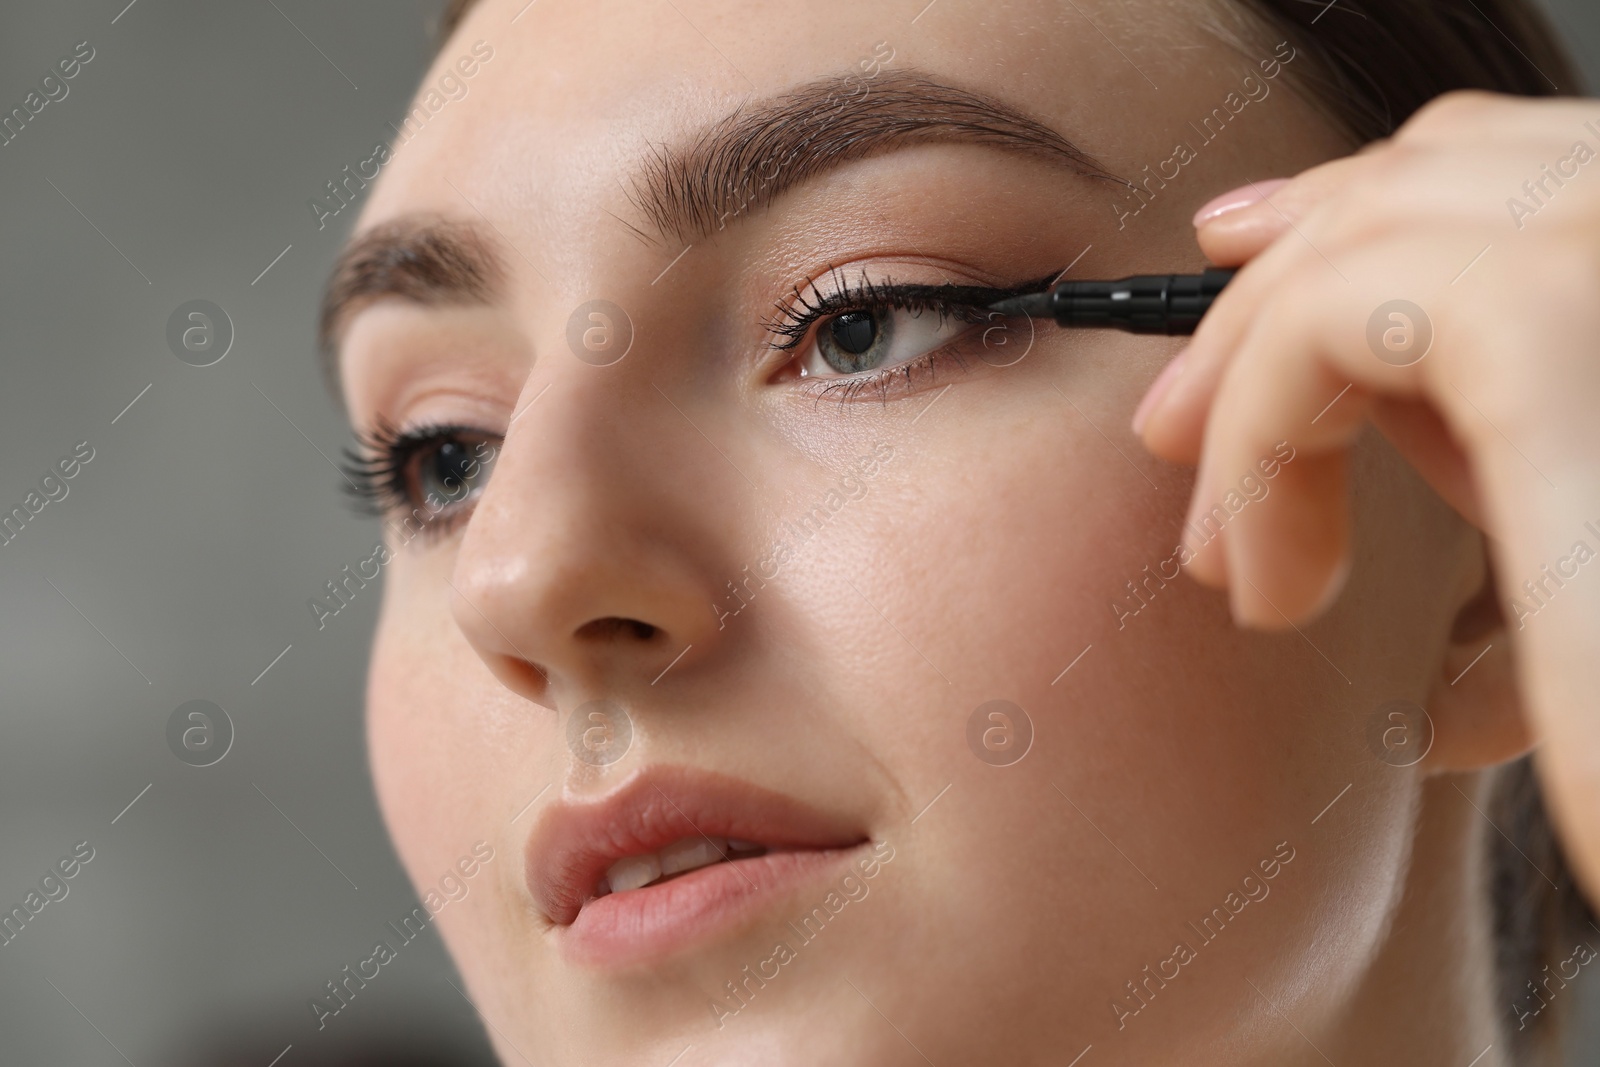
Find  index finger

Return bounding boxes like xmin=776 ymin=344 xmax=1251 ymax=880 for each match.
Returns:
xmin=1141 ymin=152 xmax=1389 ymax=467
xmin=1196 ymin=151 xmax=1379 ymax=266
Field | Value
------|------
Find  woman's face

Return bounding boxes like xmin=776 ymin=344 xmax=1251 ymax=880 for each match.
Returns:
xmin=335 ymin=1 xmax=1478 ymax=1063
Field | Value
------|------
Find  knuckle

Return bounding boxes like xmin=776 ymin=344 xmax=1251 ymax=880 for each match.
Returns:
xmin=1312 ymin=198 xmax=1390 ymax=256
xmin=1361 ymin=139 xmax=1429 ymax=182
xmin=1437 ymin=242 xmax=1600 ymax=429
xmin=1308 ymin=146 xmax=1435 ymax=249
xmin=1402 ymin=90 xmax=1504 ymax=139
xmin=1250 ymin=264 xmax=1326 ymax=343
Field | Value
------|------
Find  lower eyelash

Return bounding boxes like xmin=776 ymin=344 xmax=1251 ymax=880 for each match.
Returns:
xmin=799 ymin=339 xmax=978 ymax=405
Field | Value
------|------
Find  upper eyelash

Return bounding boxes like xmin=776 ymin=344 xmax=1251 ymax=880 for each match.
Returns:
xmin=762 ymin=265 xmax=1052 ymax=352
xmin=339 ymin=419 xmax=478 ymax=517
xmin=758 ymin=265 xmax=1011 ymax=351
xmin=764 ymin=265 xmax=1063 ymax=404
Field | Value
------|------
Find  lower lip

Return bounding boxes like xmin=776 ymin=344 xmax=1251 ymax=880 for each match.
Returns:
xmin=559 ymin=846 xmax=865 ymax=968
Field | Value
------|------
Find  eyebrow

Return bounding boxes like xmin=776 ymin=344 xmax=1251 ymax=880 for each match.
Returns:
xmin=320 ymin=70 xmax=1124 ymax=359
xmin=319 ymin=215 xmax=504 ymax=357
xmin=630 ymin=69 xmax=1129 ymax=242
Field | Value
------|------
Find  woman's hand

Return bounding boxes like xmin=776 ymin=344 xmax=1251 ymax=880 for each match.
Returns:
xmin=1133 ymin=90 xmax=1600 ymax=890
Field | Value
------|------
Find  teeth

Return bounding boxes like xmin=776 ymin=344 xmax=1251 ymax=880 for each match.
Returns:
xmin=661 ymin=836 xmax=727 ymax=876
xmin=604 ymin=853 xmax=661 ymax=894
xmin=599 ymin=835 xmax=748 ymax=895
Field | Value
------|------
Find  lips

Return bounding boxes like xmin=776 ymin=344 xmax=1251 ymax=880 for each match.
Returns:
xmin=526 ymin=766 xmax=869 ymax=965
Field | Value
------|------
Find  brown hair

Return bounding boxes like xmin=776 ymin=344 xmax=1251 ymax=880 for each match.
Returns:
xmin=430 ymin=0 xmax=1592 ymax=1058
xmin=1223 ymin=0 xmax=1582 ymax=139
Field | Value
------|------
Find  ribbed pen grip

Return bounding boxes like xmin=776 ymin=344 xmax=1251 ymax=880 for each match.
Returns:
xmin=1050 ymin=269 xmax=1235 ymax=335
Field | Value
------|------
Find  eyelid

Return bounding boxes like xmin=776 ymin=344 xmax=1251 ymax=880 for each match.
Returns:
xmin=763 ymin=264 xmax=1050 ymax=353
xmin=761 ymin=263 xmax=1059 ymax=403
xmin=335 ymin=304 xmax=529 ymax=441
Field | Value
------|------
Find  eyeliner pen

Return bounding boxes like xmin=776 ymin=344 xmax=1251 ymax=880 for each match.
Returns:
xmin=987 ymin=268 xmax=1236 ymax=335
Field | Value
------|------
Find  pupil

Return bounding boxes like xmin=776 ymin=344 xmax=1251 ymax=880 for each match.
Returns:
xmin=815 ymin=308 xmax=894 ymax=376
xmin=431 ymin=441 xmax=475 ymax=499
xmin=829 ymin=311 xmax=878 ymax=355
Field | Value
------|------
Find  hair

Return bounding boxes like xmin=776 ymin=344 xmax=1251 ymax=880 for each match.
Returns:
xmin=1219 ymin=0 xmax=1582 ymax=140
xmin=430 ymin=0 xmax=1593 ymax=1058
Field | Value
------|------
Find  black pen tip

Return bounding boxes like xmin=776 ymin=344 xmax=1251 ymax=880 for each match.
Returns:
xmin=988 ymin=290 xmax=1053 ymax=319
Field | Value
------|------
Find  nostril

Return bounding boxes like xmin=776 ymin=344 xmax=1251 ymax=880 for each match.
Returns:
xmin=575 ymin=617 xmax=659 ymax=642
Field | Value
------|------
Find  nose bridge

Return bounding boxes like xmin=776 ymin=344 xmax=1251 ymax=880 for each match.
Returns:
xmin=448 ymin=341 xmax=739 ymax=706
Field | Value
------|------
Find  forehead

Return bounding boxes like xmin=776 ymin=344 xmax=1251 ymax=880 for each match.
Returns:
xmin=358 ymin=0 xmax=1223 ymax=257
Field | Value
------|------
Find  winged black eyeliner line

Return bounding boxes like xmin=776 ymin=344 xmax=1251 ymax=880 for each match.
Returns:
xmin=764 ymin=267 xmax=1066 ymax=350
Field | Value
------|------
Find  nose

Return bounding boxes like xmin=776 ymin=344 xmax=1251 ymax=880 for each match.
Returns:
xmin=448 ymin=371 xmax=732 ymax=711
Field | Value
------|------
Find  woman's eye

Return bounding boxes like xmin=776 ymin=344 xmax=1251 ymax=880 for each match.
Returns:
xmin=414 ymin=437 xmax=491 ymax=505
xmin=801 ymin=306 xmax=969 ymax=378
xmin=343 ymin=424 xmax=502 ymax=525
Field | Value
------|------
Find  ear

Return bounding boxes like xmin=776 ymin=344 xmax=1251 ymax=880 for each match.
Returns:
xmin=1421 ymin=536 xmax=1534 ymax=774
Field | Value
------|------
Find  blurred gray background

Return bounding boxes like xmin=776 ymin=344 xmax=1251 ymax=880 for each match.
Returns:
xmin=1 ymin=2 xmax=1597 ymax=1064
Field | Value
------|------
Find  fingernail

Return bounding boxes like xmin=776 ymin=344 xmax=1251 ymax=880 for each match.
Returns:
xmin=1132 ymin=347 xmax=1188 ymax=436
xmin=1192 ymin=178 xmax=1292 ymax=227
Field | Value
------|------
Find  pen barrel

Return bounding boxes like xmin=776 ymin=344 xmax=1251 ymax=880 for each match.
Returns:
xmin=1050 ymin=269 xmax=1235 ymax=334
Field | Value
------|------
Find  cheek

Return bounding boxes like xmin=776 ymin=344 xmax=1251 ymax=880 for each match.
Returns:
xmin=367 ymin=622 xmax=462 ymax=900
xmin=366 ymin=558 xmax=534 ymax=924
xmin=777 ymin=347 xmax=1413 ymax=1044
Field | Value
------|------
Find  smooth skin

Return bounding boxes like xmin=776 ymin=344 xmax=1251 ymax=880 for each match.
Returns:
xmin=1138 ymin=91 xmax=1600 ymax=902
xmin=337 ymin=1 xmax=1573 ymax=1064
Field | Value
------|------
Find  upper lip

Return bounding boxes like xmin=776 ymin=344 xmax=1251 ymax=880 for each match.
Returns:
xmin=526 ymin=765 xmax=866 ymax=925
